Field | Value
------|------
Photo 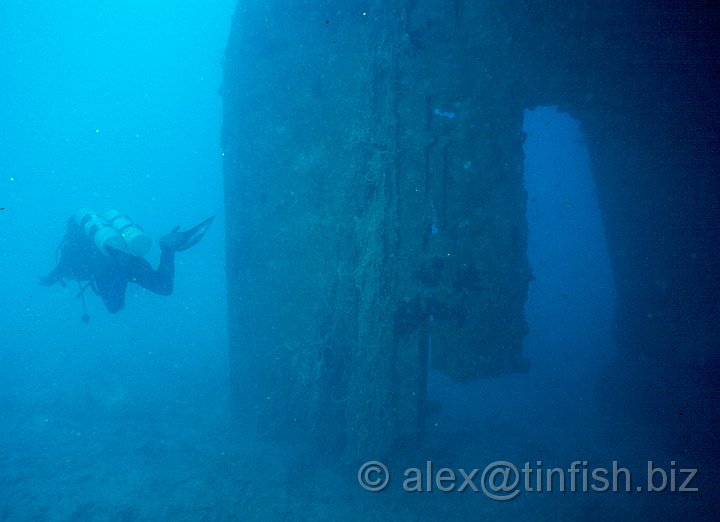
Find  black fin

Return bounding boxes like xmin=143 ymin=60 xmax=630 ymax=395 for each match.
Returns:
xmin=169 ymin=216 xmax=216 ymax=251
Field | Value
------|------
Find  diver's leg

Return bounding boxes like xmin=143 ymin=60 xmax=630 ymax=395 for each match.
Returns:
xmin=97 ymin=270 xmax=128 ymax=314
xmin=126 ymin=249 xmax=175 ymax=296
xmin=154 ymin=248 xmax=175 ymax=295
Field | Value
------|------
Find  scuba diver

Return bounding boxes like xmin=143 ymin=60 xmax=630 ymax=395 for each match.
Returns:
xmin=41 ymin=208 xmax=215 ymax=319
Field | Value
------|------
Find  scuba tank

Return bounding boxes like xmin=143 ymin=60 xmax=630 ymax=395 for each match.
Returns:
xmin=102 ymin=209 xmax=152 ymax=257
xmin=74 ymin=207 xmax=126 ymax=257
xmin=73 ymin=207 xmax=151 ymax=257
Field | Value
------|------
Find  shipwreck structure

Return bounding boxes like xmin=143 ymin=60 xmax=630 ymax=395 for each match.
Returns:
xmin=222 ymin=0 xmax=719 ymax=461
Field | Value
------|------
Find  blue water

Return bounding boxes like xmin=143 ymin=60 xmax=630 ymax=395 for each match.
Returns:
xmin=1 ymin=2 xmax=236 ymax=519
xmin=0 ymin=2 xmax=714 ymax=521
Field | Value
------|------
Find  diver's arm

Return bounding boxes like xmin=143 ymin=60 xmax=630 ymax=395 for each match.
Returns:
xmin=40 ymin=259 xmax=69 ymax=287
xmin=41 ymin=225 xmax=86 ymax=287
xmin=39 ymin=271 xmax=61 ymax=287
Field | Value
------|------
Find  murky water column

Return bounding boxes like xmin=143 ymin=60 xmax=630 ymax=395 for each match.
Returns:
xmin=522 ymin=106 xmax=616 ymax=371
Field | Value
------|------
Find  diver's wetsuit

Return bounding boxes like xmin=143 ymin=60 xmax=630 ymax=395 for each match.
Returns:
xmin=43 ymin=224 xmax=174 ymax=314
